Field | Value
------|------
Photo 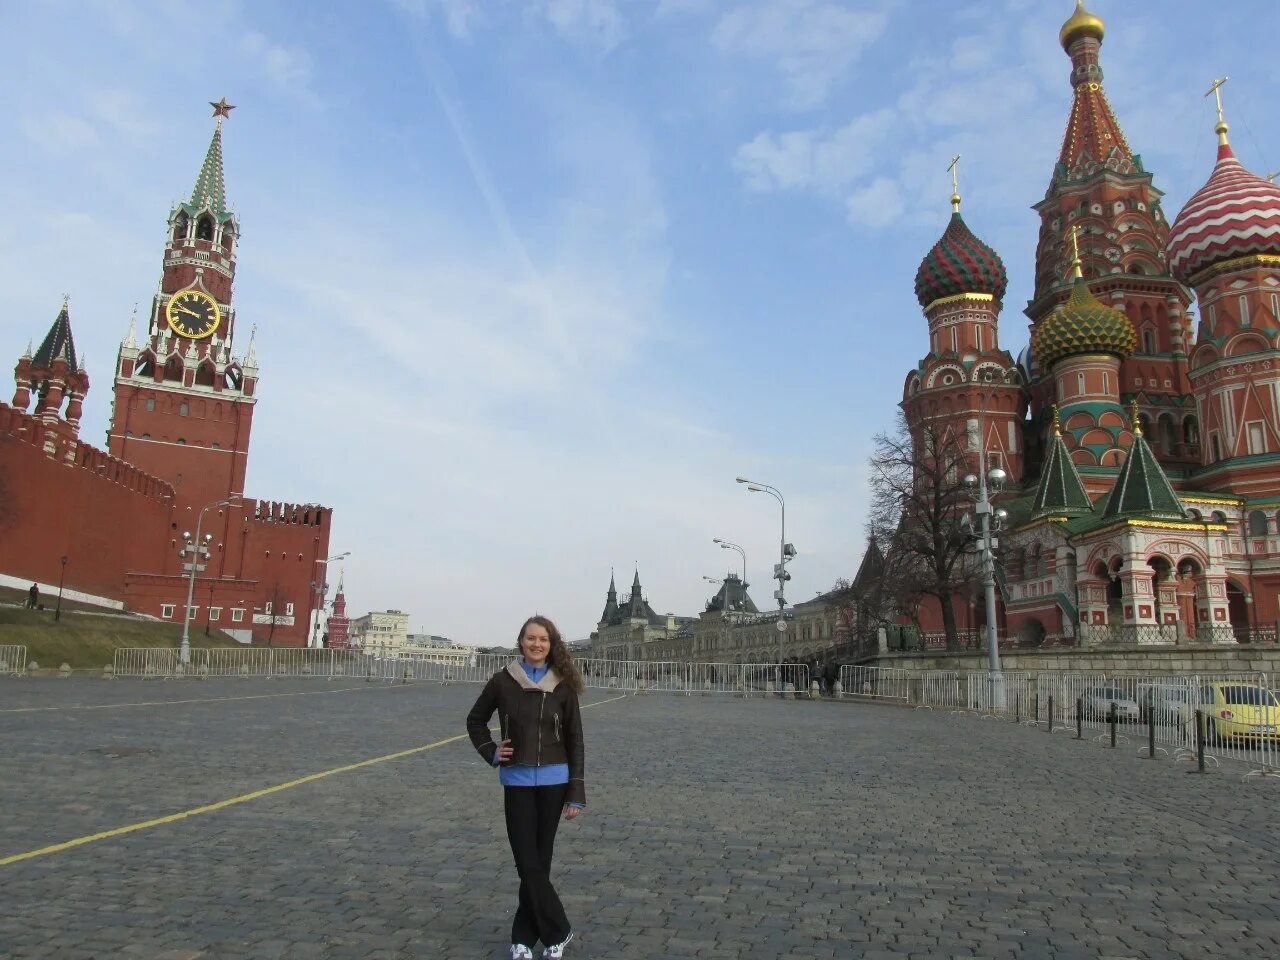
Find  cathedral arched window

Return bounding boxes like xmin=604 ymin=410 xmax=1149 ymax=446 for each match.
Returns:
xmin=179 ymin=402 xmax=189 ymax=417
xmin=195 ymin=363 xmax=216 ymax=388
xmin=220 ymin=223 xmax=235 ymax=253
xmin=1184 ymin=416 xmax=1199 ymax=446
xmin=1248 ymin=511 xmax=1268 ymax=537
xmin=1158 ymin=414 xmax=1176 ymax=455
xmin=164 ymin=357 xmax=183 ymax=382
xmin=196 ymin=215 xmax=214 ymax=241
xmin=172 ymin=213 xmax=189 ymax=244
xmin=1210 ymin=434 xmax=1222 ymax=463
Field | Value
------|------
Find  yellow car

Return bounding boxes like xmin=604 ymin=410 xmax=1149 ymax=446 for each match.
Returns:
xmin=1200 ymin=683 xmax=1280 ymax=743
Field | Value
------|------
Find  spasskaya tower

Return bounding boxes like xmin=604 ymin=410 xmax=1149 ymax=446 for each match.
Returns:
xmin=107 ymin=98 xmax=258 ymax=514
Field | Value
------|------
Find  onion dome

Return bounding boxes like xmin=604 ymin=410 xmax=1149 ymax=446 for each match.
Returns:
xmin=914 ymin=212 xmax=1008 ymax=309
xmin=1031 ymin=272 xmax=1136 ymax=370
xmin=1167 ymin=141 xmax=1280 ymax=285
xmin=1059 ymin=1 xmax=1104 ymax=51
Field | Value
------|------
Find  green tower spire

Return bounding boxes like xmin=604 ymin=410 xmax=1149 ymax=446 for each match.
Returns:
xmin=1033 ymin=408 xmax=1093 ymax=519
xmin=1099 ymin=405 xmax=1185 ymax=521
xmin=183 ymin=98 xmax=235 ymax=222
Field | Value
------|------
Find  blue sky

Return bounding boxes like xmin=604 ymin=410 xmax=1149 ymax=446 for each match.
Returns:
xmin=1 ymin=1 xmax=1277 ymax=645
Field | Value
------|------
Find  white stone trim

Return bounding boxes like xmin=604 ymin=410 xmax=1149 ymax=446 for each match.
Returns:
xmin=0 ymin=572 xmax=124 ymax=610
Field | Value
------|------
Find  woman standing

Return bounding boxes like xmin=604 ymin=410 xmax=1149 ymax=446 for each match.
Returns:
xmin=467 ymin=616 xmax=586 ymax=960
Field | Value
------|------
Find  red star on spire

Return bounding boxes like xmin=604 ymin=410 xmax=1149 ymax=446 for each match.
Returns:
xmin=210 ymin=97 xmax=236 ymax=120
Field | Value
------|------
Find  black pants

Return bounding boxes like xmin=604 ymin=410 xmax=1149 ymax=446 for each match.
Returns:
xmin=503 ymin=785 xmax=571 ymax=948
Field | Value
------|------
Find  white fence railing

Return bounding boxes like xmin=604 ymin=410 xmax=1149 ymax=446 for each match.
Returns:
xmin=107 ymin=648 xmax=813 ymax=695
xmin=840 ymin=664 xmax=1280 ymax=773
xmin=0 ymin=644 xmax=28 ymax=676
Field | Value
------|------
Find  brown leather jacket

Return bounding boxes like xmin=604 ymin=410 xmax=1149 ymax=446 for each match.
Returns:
xmin=466 ymin=662 xmax=586 ymax=806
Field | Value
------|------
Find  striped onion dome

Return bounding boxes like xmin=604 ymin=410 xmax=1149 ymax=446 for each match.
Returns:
xmin=1167 ymin=142 xmax=1280 ymax=284
xmin=1031 ymin=274 xmax=1136 ymax=371
xmin=914 ymin=212 xmax=1008 ymax=309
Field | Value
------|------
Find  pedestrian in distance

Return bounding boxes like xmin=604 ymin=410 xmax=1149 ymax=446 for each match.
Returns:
xmin=27 ymin=583 xmax=38 ymax=609
xmin=467 ymin=616 xmax=586 ymax=960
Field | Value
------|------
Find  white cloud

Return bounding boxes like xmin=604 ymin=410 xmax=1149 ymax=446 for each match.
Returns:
xmin=713 ymin=0 xmax=889 ymax=109
xmin=390 ymin=0 xmax=482 ymax=37
xmin=538 ymin=0 xmax=625 ymax=51
xmin=733 ymin=108 xmax=896 ymax=193
xmin=241 ymin=31 xmax=313 ymax=90
xmin=845 ymin=176 xmax=904 ymax=228
xmin=655 ymin=0 xmax=715 ymax=16
xmin=20 ymin=113 xmax=97 ymax=155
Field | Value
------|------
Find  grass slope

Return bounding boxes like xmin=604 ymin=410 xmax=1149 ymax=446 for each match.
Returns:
xmin=0 ymin=607 xmax=236 ymax=669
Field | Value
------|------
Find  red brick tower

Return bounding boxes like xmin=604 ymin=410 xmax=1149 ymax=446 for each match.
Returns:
xmin=107 ymin=98 xmax=257 ymax=514
xmin=903 ymin=168 xmax=1024 ymax=482
xmin=1026 ymin=3 xmax=1194 ymax=463
xmin=326 ymin=570 xmax=351 ymax=650
xmin=11 ymin=298 xmax=91 ymax=461
xmin=1168 ymin=82 xmax=1280 ymax=490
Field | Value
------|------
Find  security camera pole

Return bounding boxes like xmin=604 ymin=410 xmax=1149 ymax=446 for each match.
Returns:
xmin=736 ymin=477 xmax=793 ymax=678
xmin=179 ymin=498 xmax=236 ymax=664
xmin=963 ymin=458 xmax=1006 ymax=706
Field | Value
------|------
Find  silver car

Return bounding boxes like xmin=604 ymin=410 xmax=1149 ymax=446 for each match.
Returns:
xmin=1082 ymin=685 xmax=1141 ymax=723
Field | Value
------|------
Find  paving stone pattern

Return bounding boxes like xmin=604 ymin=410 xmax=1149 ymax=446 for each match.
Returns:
xmin=0 ymin=678 xmax=1278 ymax=959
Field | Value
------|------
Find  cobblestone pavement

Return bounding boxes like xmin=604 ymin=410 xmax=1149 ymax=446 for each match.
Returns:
xmin=1 ymin=677 xmax=1278 ymax=960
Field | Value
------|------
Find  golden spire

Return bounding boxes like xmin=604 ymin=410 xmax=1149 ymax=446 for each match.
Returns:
xmin=1205 ymin=77 xmax=1229 ymax=146
xmin=947 ymin=154 xmax=961 ymax=213
xmin=1068 ymin=224 xmax=1083 ymax=280
xmin=1052 ymin=404 xmax=1062 ymax=437
xmin=1131 ymin=399 xmax=1142 ymax=436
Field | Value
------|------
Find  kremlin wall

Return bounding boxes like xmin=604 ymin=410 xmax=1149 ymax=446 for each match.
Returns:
xmin=0 ymin=102 xmax=332 ymax=646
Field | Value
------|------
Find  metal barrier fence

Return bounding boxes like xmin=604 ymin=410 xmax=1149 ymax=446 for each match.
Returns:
xmin=579 ymin=660 xmax=808 ymax=695
xmin=108 ymin=648 xmax=813 ymax=696
xmin=840 ymin=664 xmax=1280 ymax=774
xmin=0 ymin=644 xmax=28 ymax=676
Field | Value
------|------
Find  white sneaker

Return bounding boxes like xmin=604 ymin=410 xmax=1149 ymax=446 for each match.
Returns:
xmin=511 ymin=945 xmax=534 ymax=959
xmin=543 ymin=932 xmax=573 ymax=958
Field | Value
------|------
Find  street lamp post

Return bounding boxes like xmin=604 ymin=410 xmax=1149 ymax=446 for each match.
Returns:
xmin=179 ymin=498 xmax=236 ymax=664
xmin=310 ymin=552 xmax=350 ymax=649
xmin=55 ymin=556 xmax=68 ymax=622
xmin=712 ymin=538 xmax=748 ymax=586
xmin=736 ymin=477 xmax=793 ymax=679
xmin=963 ymin=465 xmax=1007 ymax=707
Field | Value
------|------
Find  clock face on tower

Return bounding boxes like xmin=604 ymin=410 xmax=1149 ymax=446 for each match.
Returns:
xmin=165 ymin=289 xmax=221 ymax=339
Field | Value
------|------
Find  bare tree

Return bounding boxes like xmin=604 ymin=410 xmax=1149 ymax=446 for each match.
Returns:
xmin=867 ymin=410 xmax=978 ymax=651
xmin=263 ymin=583 xmax=287 ymax=647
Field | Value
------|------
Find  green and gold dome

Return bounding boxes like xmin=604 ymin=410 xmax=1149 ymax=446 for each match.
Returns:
xmin=1031 ymin=273 xmax=1136 ymax=371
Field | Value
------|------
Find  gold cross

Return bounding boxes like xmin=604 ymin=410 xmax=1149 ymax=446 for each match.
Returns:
xmin=947 ymin=154 xmax=961 ymax=211
xmin=1204 ymin=76 xmax=1228 ymax=125
xmin=1068 ymin=224 xmax=1081 ymax=265
xmin=1131 ymin=399 xmax=1143 ymax=436
xmin=1051 ymin=404 xmax=1061 ymax=438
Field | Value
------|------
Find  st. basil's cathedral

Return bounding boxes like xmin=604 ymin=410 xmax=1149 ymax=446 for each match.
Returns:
xmin=901 ymin=2 xmax=1280 ymax=647
xmin=0 ymin=101 xmax=333 ymax=646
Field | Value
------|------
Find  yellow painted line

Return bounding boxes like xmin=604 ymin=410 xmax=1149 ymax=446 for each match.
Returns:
xmin=0 ymin=692 xmax=629 ymax=867
xmin=0 ymin=684 xmax=391 ymax=714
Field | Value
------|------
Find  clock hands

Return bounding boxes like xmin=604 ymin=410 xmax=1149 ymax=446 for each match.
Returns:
xmin=174 ymin=305 xmax=204 ymax=319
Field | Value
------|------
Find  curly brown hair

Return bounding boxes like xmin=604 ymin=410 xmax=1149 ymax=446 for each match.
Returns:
xmin=517 ymin=615 xmax=584 ymax=694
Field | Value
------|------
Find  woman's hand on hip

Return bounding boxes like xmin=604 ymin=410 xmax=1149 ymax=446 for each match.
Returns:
xmin=496 ymin=739 xmax=513 ymax=763
xmin=563 ymin=805 xmax=582 ymax=821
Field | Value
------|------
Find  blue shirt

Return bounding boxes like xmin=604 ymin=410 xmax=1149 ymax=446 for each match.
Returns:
xmin=494 ymin=661 xmax=583 ymax=807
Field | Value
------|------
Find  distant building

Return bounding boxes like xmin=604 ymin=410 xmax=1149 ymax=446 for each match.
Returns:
xmin=326 ymin=572 xmax=351 ymax=649
xmin=589 ymin=570 xmax=694 ymax=660
xmin=588 ymin=569 xmax=848 ymax=664
xmin=350 ymin=609 xmax=409 ymax=655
